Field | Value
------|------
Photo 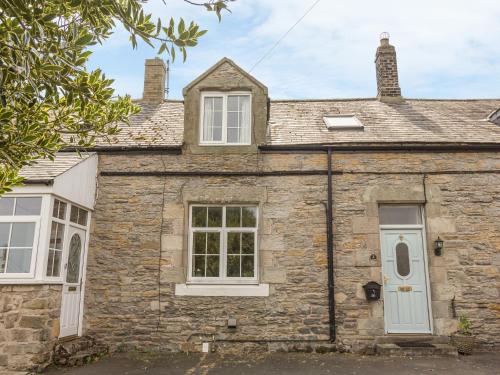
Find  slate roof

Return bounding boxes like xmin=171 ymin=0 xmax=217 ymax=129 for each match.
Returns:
xmin=94 ymin=101 xmax=184 ymax=148
xmin=93 ymin=98 xmax=500 ymax=148
xmin=19 ymin=153 xmax=94 ymax=181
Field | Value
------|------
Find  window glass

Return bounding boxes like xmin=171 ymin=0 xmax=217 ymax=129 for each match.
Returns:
xmin=190 ymin=205 xmax=257 ymax=281
xmin=47 ymin=221 xmax=65 ymax=277
xmin=53 ymin=199 xmax=67 ymax=220
xmin=379 ymin=205 xmax=422 ymax=225
xmin=396 ymin=242 xmax=411 ymax=277
xmin=202 ymin=96 xmax=223 ymax=142
xmin=10 ymin=223 xmax=35 ymax=247
xmin=70 ymin=206 xmax=89 ymax=226
xmin=0 ymin=223 xmax=10 ymax=248
xmin=0 ymin=198 xmax=15 ymax=215
xmin=6 ymin=249 xmax=32 ymax=273
xmin=66 ymin=233 xmax=82 ymax=283
xmin=14 ymin=197 xmax=42 ymax=215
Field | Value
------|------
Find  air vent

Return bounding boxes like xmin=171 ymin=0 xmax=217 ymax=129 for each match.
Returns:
xmin=323 ymin=115 xmax=364 ymax=130
xmin=488 ymin=108 xmax=500 ymax=125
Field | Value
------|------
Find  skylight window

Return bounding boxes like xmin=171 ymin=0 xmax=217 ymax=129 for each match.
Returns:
xmin=323 ymin=115 xmax=364 ymax=130
xmin=488 ymin=108 xmax=500 ymax=125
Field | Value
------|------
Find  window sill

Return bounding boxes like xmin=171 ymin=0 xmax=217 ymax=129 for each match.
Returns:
xmin=0 ymin=279 xmax=64 ymax=285
xmin=175 ymin=283 xmax=269 ymax=297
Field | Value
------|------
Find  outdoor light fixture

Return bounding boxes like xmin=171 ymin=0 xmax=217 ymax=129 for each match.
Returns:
xmin=434 ymin=236 xmax=444 ymax=256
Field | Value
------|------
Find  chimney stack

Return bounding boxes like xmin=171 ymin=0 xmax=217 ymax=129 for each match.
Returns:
xmin=143 ymin=58 xmax=166 ymax=102
xmin=375 ymin=33 xmax=403 ymax=102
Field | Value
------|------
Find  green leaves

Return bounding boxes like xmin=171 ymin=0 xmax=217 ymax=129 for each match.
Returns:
xmin=0 ymin=0 xmax=232 ymax=194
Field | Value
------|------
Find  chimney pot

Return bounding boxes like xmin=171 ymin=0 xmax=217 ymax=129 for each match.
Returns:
xmin=143 ymin=58 xmax=166 ymax=103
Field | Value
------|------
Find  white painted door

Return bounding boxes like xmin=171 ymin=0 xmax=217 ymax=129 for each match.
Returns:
xmin=381 ymin=229 xmax=431 ymax=333
xmin=60 ymin=226 xmax=86 ymax=338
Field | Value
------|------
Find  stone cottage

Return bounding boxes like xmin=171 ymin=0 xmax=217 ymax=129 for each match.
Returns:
xmin=1 ymin=35 xmax=500 ymax=371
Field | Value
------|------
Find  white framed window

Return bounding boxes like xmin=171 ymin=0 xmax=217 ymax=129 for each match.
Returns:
xmin=200 ymin=92 xmax=252 ymax=145
xmin=46 ymin=199 xmax=67 ymax=278
xmin=188 ymin=205 xmax=258 ymax=284
xmin=0 ymin=196 xmax=42 ymax=278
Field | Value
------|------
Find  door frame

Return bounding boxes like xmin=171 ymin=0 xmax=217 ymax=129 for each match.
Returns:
xmin=59 ymin=224 xmax=89 ymax=338
xmin=379 ymin=208 xmax=434 ymax=335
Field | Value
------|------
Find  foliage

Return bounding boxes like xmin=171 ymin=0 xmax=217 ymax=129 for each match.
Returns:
xmin=0 ymin=0 xmax=232 ymax=194
xmin=457 ymin=314 xmax=472 ymax=336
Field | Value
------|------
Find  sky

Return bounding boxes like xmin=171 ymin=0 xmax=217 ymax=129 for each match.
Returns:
xmin=88 ymin=0 xmax=500 ymax=100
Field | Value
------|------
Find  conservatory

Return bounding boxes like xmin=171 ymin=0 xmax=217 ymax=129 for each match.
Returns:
xmin=0 ymin=152 xmax=97 ymax=338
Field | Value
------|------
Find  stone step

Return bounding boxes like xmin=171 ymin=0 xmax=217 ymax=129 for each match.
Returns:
xmin=375 ymin=335 xmax=450 ymax=345
xmin=376 ymin=343 xmax=458 ymax=357
xmin=52 ymin=335 xmax=108 ymax=367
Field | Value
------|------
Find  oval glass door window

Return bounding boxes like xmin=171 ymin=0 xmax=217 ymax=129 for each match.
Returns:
xmin=395 ymin=242 xmax=410 ymax=277
xmin=66 ymin=234 xmax=82 ymax=283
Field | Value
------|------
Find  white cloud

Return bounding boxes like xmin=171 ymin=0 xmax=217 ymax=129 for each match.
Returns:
xmin=89 ymin=0 xmax=500 ymax=99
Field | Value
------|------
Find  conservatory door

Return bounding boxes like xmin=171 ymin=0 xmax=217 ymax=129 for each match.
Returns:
xmin=60 ymin=227 xmax=86 ymax=338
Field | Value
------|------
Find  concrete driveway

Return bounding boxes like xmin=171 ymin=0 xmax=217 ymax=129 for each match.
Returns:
xmin=43 ymin=352 xmax=500 ymax=375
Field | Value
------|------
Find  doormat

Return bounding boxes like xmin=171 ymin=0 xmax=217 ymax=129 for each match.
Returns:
xmin=395 ymin=342 xmax=435 ymax=348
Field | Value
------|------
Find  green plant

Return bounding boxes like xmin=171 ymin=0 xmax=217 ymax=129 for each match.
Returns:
xmin=457 ymin=314 xmax=472 ymax=336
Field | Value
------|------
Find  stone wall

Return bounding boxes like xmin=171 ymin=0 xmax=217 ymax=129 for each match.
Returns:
xmin=0 ymin=284 xmax=61 ymax=371
xmin=83 ymin=151 xmax=500 ymax=352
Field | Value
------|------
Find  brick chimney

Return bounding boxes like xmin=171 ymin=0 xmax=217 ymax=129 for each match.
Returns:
xmin=142 ymin=58 xmax=166 ymax=102
xmin=375 ymin=33 xmax=403 ymax=102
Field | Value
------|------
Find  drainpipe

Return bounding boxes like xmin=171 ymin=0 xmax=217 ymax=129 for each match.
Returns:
xmin=326 ymin=147 xmax=336 ymax=342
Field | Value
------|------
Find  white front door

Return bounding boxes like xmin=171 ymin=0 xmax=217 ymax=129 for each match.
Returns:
xmin=381 ymin=229 xmax=431 ymax=333
xmin=60 ymin=226 xmax=86 ymax=338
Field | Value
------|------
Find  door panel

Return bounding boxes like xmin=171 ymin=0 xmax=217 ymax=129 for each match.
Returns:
xmin=381 ymin=229 xmax=431 ymax=333
xmin=60 ymin=227 xmax=86 ymax=338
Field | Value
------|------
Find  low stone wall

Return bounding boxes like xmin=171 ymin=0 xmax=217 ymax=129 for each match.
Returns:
xmin=0 ymin=284 xmax=62 ymax=371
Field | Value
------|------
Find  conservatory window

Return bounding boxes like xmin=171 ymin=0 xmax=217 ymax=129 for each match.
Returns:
xmin=0 ymin=197 xmax=41 ymax=276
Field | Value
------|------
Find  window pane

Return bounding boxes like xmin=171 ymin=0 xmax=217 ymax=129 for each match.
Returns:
xmin=15 ymin=197 xmax=42 ymax=215
xmin=10 ymin=223 xmax=35 ymax=247
xmin=238 ymin=96 xmax=251 ymax=143
xmin=206 ymin=256 xmax=219 ymax=277
xmin=212 ymin=126 xmax=222 ymax=142
xmin=6 ymin=248 xmax=32 ymax=273
xmin=242 ymin=207 xmax=257 ymax=227
xmin=226 ymin=207 xmax=241 ymax=227
xmin=206 ymin=232 xmax=220 ymax=255
xmin=227 ymin=112 xmax=239 ymax=128
xmin=70 ymin=206 xmax=79 ymax=223
xmin=46 ymin=249 xmax=55 ymax=276
xmin=241 ymin=233 xmax=254 ymax=254
xmin=193 ymin=232 xmax=206 ymax=254
xmin=193 ymin=255 xmax=205 ymax=277
xmin=0 ymin=223 xmax=10 ymax=248
xmin=192 ymin=207 xmax=207 ymax=227
xmin=227 ymin=127 xmax=239 ymax=143
xmin=207 ymin=207 xmax=222 ymax=227
xmin=53 ymin=250 xmax=62 ymax=277
xmin=227 ymin=96 xmax=238 ymax=111
xmin=0 ymin=248 xmax=6 ymax=272
xmin=379 ymin=205 xmax=422 ymax=225
xmin=50 ymin=222 xmax=64 ymax=250
xmin=227 ymin=232 xmax=240 ymax=254
xmin=53 ymin=199 xmax=67 ymax=220
xmin=396 ymin=243 xmax=411 ymax=277
xmin=227 ymin=255 xmax=240 ymax=277
xmin=77 ymin=209 xmax=88 ymax=226
xmin=241 ymin=256 xmax=254 ymax=277
xmin=0 ymin=198 xmax=15 ymax=215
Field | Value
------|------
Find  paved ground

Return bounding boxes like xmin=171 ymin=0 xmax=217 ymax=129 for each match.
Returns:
xmin=42 ymin=351 xmax=500 ymax=375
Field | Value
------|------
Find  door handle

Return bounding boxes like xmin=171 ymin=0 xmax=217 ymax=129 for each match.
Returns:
xmin=383 ymin=275 xmax=389 ymax=285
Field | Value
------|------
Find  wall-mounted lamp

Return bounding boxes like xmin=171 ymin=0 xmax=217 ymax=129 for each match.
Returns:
xmin=434 ymin=236 xmax=444 ymax=256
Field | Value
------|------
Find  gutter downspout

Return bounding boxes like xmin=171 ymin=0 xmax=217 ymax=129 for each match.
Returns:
xmin=326 ymin=147 xmax=336 ymax=342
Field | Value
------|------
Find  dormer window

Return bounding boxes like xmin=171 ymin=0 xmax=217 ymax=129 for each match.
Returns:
xmin=200 ymin=92 xmax=251 ymax=145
